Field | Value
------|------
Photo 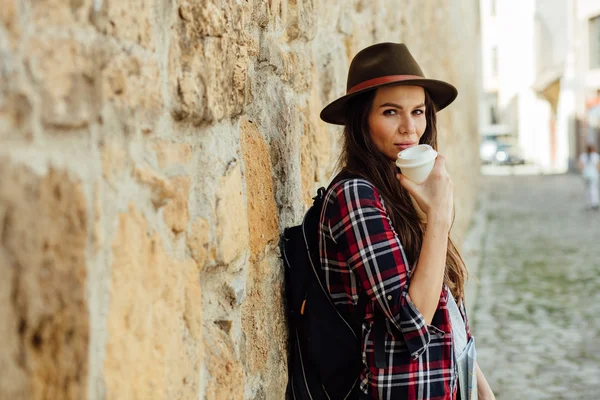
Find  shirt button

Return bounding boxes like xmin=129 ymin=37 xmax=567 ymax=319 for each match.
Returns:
xmin=387 ymin=295 xmax=392 ymax=300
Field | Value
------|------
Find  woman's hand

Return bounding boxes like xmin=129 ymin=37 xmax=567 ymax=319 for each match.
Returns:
xmin=396 ymin=153 xmax=454 ymax=229
xmin=475 ymin=362 xmax=496 ymax=400
xmin=479 ymin=391 xmax=497 ymax=400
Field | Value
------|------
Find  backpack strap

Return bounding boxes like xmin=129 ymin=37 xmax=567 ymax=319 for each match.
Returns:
xmin=312 ymin=186 xmax=327 ymax=209
xmin=325 ymin=170 xmax=389 ymax=368
xmin=373 ymin=310 xmax=387 ymax=368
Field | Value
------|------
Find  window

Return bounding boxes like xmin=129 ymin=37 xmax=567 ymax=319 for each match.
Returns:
xmin=490 ymin=105 xmax=499 ymax=125
xmin=591 ymin=15 xmax=600 ymax=69
xmin=491 ymin=47 xmax=499 ymax=77
xmin=488 ymin=93 xmax=499 ymax=125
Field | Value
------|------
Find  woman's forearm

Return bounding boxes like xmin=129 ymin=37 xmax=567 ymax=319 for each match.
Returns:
xmin=408 ymin=221 xmax=448 ymax=324
xmin=476 ymin=362 xmax=495 ymax=399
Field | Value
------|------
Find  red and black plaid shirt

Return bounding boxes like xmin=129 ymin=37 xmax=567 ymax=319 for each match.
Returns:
xmin=319 ymin=178 xmax=472 ymax=400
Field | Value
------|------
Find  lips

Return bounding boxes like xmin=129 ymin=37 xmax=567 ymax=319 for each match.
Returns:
xmin=395 ymin=143 xmax=416 ymax=151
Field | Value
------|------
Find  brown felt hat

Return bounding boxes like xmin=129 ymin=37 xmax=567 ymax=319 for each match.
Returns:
xmin=320 ymin=42 xmax=458 ymax=125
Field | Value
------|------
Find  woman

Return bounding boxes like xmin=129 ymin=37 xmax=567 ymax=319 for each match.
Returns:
xmin=578 ymin=144 xmax=600 ymax=210
xmin=318 ymin=43 xmax=495 ymax=400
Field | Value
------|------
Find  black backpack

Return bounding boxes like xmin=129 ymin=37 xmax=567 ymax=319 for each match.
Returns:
xmin=280 ymin=174 xmax=367 ymax=400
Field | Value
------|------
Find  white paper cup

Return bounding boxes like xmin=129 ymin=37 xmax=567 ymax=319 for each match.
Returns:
xmin=396 ymin=144 xmax=438 ymax=184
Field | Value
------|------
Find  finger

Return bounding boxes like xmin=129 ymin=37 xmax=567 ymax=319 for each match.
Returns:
xmin=433 ymin=153 xmax=446 ymax=170
xmin=397 ymin=173 xmax=418 ymax=195
xmin=431 ymin=153 xmax=449 ymax=176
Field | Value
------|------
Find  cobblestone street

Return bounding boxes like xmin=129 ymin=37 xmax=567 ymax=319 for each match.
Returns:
xmin=472 ymin=172 xmax=600 ymax=399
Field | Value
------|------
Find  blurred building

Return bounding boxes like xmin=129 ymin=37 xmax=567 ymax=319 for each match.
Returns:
xmin=479 ymin=0 xmax=512 ymax=146
xmin=550 ymin=0 xmax=600 ymax=169
xmin=572 ymin=0 xmax=600 ymax=154
xmin=480 ymin=0 xmax=600 ymax=171
xmin=480 ymin=0 xmax=569 ymax=171
xmin=531 ymin=0 xmax=569 ymax=172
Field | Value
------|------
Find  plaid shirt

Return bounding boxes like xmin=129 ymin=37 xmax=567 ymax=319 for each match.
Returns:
xmin=319 ymin=178 xmax=472 ymax=400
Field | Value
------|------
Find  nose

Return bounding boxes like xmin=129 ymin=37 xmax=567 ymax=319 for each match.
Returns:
xmin=397 ymin=113 xmax=415 ymax=135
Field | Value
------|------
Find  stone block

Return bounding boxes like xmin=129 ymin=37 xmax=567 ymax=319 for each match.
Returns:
xmin=300 ymin=85 xmax=332 ymax=205
xmin=25 ymin=36 xmax=102 ymax=129
xmin=101 ymin=53 xmax=163 ymax=123
xmin=90 ymin=0 xmax=156 ymax=50
xmin=168 ymin=0 xmax=250 ymax=123
xmin=177 ymin=0 xmax=227 ymax=37
xmin=257 ymin=40 xmax=312 ymax=90
xmin=152 ymin=140 xmax=193 ymax=169
xmin=133 ymin=164 xmax=175 ymax=208
xmin=251 ymin=0 xmax=288 ymax=28
xmin=0 ymin=90 xmax=33 ymax=140
xmin=241 ymin=255 xmax=288 ymax=395
xmin=104 ymin=205 xmax=202 ymax=399
xmin=203 ymin=324 xmax=244 ymax=400
xmin=187 ymin=217 xmax=212 ymax=269
xmin=240 ymin=119 xmax=279 ymax=261
xmin=184 ymin=270 xmax=203 ymax=340
xmin=0 ymin=46 xmax=35 ymax=140
xmin=101 ymin=142 xmax=127 ymax=186
xmin=0 ymin=161 xmax=88 ymax=400
xmin=241 ymin=259 xmax=271 ymax=374
xmin=215 ymin=164 xmax=249 ymax=265
xmin=0 ymin=0 xmax=20 ymax=50
xmin=285 ymin=0 xmax=316 ymax=41
xmin=31 ymin=0 xmax=91 ymax=27
xmin=163 ymin=175 xmax=191 ymax=233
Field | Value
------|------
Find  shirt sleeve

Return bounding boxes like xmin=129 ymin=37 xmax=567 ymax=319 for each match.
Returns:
xmin=326 ymin=179 xmax=444 ymax=359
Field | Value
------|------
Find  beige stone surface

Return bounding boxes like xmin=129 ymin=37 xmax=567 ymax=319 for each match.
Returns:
xmin=90 ymin=0 xmax=156 ymax=50
xmin=104 ymin=205 xmax=202 ymax=400
xmin=0 ymin=0 xmax=20 ymax=50
xmin=188 ymin=217 xmax=212 ymax=268
xmin=101 ymin=142 xmax=127 ymax=186
xmin=100 ymin=53 xmax=163 ymax=123
xmin=241 ymin=256 xmax=288 ymax=397
xmin=0 ymin=161 xmax=88 ymax=400
xmin=0 ymin=1 xmax=481 ymax=398
xmin=133 ymin=164 xmax=175 ymax=208
xmin=203 ymin=324 xmax=244 ymax=400
xmin=240 ymin=119 xmax=279 ymax=260
xmin=30 ymin=0 xmax=92 ymax=27
xmin=152 ymin=140 xmax=193 ymax=169
xmin=215 ymin=164 xmax=250 ymax=265
xmin=25 ymin=35 xmax=102 ymax=129
xmin=163 ymin=175 xmax=191 ymax=233
xmin=300 ymin=84 xmax=333 ymax=206
xmin=0 ymin=90 xmax=33 ymax=140
xmin=168 ymin=0 xmax=250 ymax=123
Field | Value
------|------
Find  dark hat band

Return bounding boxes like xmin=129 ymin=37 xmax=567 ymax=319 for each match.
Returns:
xmin=348 ymin=74 xmax=424 ymax=94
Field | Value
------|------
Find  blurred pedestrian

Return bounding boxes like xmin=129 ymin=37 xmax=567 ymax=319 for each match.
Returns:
xmin=318 ymin=42 xmax=495 ymax=400
xmin=578 ymin=144 xmax=600 ymax=210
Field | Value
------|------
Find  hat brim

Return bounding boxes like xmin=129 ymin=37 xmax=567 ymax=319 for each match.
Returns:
xmin=319 ymin=78 xmax=458 ymax=126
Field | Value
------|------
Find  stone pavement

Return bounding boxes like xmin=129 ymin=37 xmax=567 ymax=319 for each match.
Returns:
xmin=470 ymin=172 xmax=600 ymax=400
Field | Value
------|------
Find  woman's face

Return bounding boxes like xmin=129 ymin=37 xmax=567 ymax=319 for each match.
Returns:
xmin=367 ymin=85 xmax=427 ymax=162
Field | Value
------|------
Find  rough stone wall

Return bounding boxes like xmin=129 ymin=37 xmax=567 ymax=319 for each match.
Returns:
xmin=0 ymin=1 xmax=480 ymax=399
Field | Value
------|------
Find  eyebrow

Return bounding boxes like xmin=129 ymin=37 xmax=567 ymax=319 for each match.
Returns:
xmin=379 ymin=102 xmax=425 ymax=109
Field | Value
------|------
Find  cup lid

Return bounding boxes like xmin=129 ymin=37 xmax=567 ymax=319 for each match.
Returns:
xmin=396 ymin=144 xmax=438 ymax=168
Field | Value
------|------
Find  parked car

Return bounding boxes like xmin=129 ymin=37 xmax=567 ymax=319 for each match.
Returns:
xmin=480 ymin=139 xmax=499 ymax=164
xmin=480 ymin=140 xmax=526 ymax=165
xmin=493 ymin=143 xmax=525 ymax=165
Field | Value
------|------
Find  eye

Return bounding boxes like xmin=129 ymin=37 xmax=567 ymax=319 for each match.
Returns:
xmin=383 ymin=109 xmax=398 ymax=116
xmin=412 ymin=109 xmax=425 ymax=116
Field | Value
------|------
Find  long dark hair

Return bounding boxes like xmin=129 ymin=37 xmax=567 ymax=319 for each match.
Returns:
xmin=336 ymin=87 xmax=468 ymax=301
